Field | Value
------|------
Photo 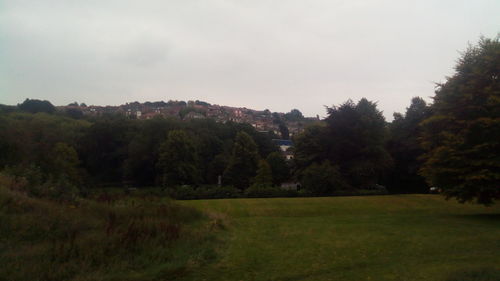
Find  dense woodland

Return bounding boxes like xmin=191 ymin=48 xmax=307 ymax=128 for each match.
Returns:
xmin=0 ymin=37 xmax=498 ymax=205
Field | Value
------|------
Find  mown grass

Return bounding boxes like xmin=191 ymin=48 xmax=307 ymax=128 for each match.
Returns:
xmin=179 ymin=195 xmax=500 ymax=281
xmin=0 ymin=186 xmax=223 ymax=281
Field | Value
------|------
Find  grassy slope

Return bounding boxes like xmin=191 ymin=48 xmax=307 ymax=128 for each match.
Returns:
xmin=0 ymin=186 xmax=221 ymax=281
xmin=180 ymin=195 xmax=500 ymax=281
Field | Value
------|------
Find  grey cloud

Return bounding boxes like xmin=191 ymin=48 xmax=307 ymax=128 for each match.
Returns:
xmin=1 ymin=0 xmax=499 ymax=118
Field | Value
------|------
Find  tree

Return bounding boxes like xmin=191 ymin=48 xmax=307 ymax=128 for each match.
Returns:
xmin=266 ymin=152 xmax=290 ymax=186
xmin=293 ymin=123 xmax=328 ymax=172
xmin=385 ymin=97 xmax=431 ymax=193
xmin=278 ymin=123 xmax=290 ymax=139
xmin=223 ymin=131 xmax=259 ymax=189
xmin=324 ymin=99 xmax=392 ymax=187
xmin=80 ymin=117 xmax=132 ymax=184
xmin=18 ymin=99 xmax=56 ymax=114
xmin=420 ymin=37 xmax=500 ymax=205
xmin=252 ymin=160 xmax=273 ymax=187
xmin=65 ymin=108 xmax=84 ymax=119
xmin=284 ymin=109 xmax=304 ymax=121
xmin=300 ymin=161 xmax=348 ymax=195
xmin=51 ymin=142 xmax=82 ymax=185
xmin=157 ymin=130 xmax=199 ymax=187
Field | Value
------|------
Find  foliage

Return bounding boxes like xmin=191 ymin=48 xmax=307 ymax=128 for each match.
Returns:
xmin=79 ymin=116 xmax=132 ymax=184
xmin=179 ymin=106 xmax=206 ymax=119
xmin=266 ymin=152 xmax=291 ymax=186
xmin=167 ymin=185 xmax=242 ymax=200
xmin=294 ymin=99 xmax=392 ymax=188
xmin=385 ymin=97 xmax=431 ymax=193
xmin=223 ymin=131 xmax=260 ymax=189
xmin=293 ymin=123 xmax=328 ymax=171
xmin=64 ymin=107 xmax=84 ymax=119
xmin=325 ymin=99 xmax=393 ymax=187
xmin=244 ymin=185 xmax=289 ymax=198
xmin=284 ymin=109 xmax=304 ymax=121
xmin=299 ymin=161 xmax=349 ymax=195
xmin=157 ymin=130 xmax=200 ymax=187
xmin=252 ymin=160 xmax=273 ymax=188
xmin=419 ymin=37 xmax=500 ymax=205
xmin=0 ymin=108 xmax=279 ymax=194
xmin=18 ymin=98 xmax=56 ymax=114
xmin=0 ymin=185 xmax=219 ymax=281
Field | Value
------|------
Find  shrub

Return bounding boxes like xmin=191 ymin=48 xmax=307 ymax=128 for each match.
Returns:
xmin=300 ymin=161 xmax=350 ymax=195
xmin=166 ymin=185 xmax=242 ymax=200
xmin=244 ymin=185 xmax=286 ymax=198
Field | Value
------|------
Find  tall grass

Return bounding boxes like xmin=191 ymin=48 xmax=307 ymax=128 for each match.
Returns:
xmin=0 ymin=185 xmax=222 ymax=281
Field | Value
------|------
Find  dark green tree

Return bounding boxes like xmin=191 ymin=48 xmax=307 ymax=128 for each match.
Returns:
xmin=65 ymin=108 xmax=84 ymax=119
xmin=325 ymin=99 xmax=392 ymax=187
xmin=278 ymin=123 xmax=290 ymax=139
xmin=80 ymin=117 xmax=132 ymax=184
xmin=18 ymin=99 xmax=56 ymax=114
xmin=385 ymin=97 xmax=431 ymax=193
xmin=51 ymin=142 xmax=82 ymax=184
xmin=157 ymin=130 xmax=199 ymax=187
xmin=284 ymin=109 xmax=304 ymax=121
xmin=300 ymin=161 xmax=348 ymax=195
xmin=293 ymin=123 xmax=328 ymax=172
xmin=420 ymin=37 xmax=500 ymax=205
xmin=223 ymin=131 xmax=259 ymax=189
xmin=266 ymin=152 xmax=290 ymax=186
xmin=252 ymin=160 xmax=273 ymax=188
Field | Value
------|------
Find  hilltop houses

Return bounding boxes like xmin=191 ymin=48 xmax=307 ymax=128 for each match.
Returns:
xmin=59 ymin=100 xmax=317 ymax=140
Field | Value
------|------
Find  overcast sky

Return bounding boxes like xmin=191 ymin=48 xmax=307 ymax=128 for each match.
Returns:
xmin=1 ymin=0 xmax=498 ymax=119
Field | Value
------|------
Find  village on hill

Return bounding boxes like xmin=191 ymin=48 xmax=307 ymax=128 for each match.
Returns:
xmin=61 ymin=100 xmax=320 ymax=139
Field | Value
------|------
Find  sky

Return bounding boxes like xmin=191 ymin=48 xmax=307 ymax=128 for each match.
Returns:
xmin=1 ymin=0 xmax=499 ymax=119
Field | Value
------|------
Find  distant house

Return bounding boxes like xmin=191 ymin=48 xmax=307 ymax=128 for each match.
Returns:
xmin=272 ymin=139 xmax=294 ymax=160
xmin=141 ymin=112 xmax=160 ymax=119
xmin=273 ymin=139 xmax=293 ymax=151
xmin=184 ymin=111 xmax=205 ymax=120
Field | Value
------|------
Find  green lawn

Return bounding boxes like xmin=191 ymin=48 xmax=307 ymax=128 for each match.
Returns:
xmin=179 ymin=195 xmax=500 ymax=281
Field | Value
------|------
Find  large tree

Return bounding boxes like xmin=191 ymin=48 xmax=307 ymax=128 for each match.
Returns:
xmin=157 ymin=130 xmax=199 ymax=187
xmin=266 ymin=152 xmax=290 ymax=186
xmin=385 ymin=97 xmax=431 ymax=193
xmin=18 ymin=99 xmax=56 ymax=114
xmin=223 ymin=131 xmax=260 ymax=189
xmin=324 ymin=98 xmax=392 ymax=187
xmin=252 ymin=160 xmax=273 ymax=188
xmin=294 ymin=98 xmax=392 ymax=189
xmin=420 ymin=37 xmax=500 ymax=205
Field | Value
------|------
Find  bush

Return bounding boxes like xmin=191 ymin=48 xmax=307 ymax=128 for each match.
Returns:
xmin=300 ymin=161 xmax=350 ymax=195
xmin=196 ymin=186 xmax=242 ymax=199
xmin=245 ymin=185 xmax=287 ymax=198
xmin=167 ymin=185 xmax=242 ymax=200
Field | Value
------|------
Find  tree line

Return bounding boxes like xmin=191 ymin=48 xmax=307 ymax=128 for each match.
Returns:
xmin=0 ymin=36 xmax=498 ymax=204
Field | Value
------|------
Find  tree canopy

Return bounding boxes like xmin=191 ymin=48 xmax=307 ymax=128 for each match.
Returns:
xmin=223 ymin=131 xmax=260 ymax=189
xmin=385 ymin=97 xmax=431 ymax=193
xmin=419 ymin=37 xmax=500 ymax=205
xmin=157 ymin=130 xmax=200 ymax=187
xmin=294 ymin=98 xmax=392 ymax=188
xmin=18 ymin=99 xmax=56 ymax=114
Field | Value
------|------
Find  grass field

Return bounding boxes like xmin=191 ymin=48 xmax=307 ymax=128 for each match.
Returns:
xmin=0 ymin=186 xmax=220 ymax=281
xmin=179 ymin=195 xmax=500 ymax=281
